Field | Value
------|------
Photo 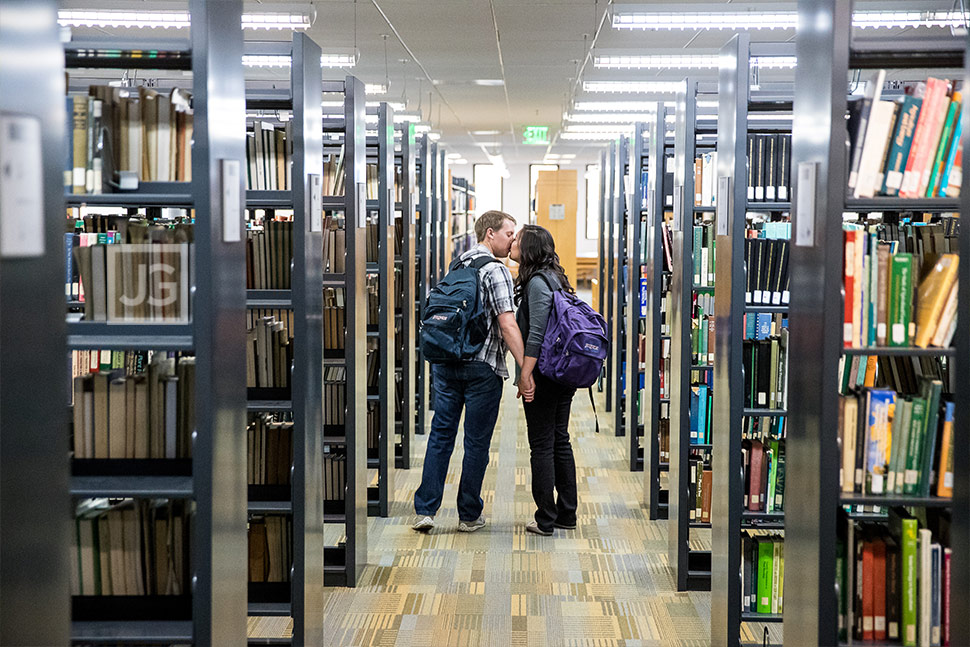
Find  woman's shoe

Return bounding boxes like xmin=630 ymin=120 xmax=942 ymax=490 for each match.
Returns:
xmin=525 ymin=520 xmax=553 ymax=536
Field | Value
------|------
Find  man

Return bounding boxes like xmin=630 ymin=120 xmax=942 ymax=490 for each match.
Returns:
xmin=413 ymin=210 xmax=533 ymax=533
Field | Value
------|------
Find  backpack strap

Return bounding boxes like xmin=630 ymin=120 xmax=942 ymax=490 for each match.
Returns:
xmin=469 ymin=255 xmax=501 ymax=271
xmin=587 ymin=387 xmax=600 ymax=434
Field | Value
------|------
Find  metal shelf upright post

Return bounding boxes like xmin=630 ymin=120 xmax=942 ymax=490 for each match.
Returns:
xmin=785 ymin=2 xmax=967 ymax=643
xmin=711 ymin=35 xmax=794 ymax=647
xmin=669 ymin=77 xmax=714 ymax=592
xmin=243 ymin=33 xmax=325 ymax=644
xmin=604 ymin=140 xmax=616 ymax=412
xmin=0 ymin=3 xmax=70 ymax=644
xmin=395 ymin=122 xmax=417 ymax=468
xmin=322 ymin=75 xmax=367 ymax=588
xmin=613 ymin=136 xmax=629 ymax=437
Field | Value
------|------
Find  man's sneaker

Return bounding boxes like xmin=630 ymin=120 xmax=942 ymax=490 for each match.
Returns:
xmin=457 ymin=515 xmax=486 ymax=533
xmin=553 ymin=521 xmax=577 ymax=530
xmin=525 ymin=520 xmax=553 ymax=536
xmin=411 ymin=515 xmax=435 ymax=532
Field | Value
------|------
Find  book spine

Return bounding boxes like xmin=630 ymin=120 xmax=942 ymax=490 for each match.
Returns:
xmin=902 ymin=518 xmax=918 ymax=647
xmin=883 ymin=97 xmax=923 ymax=196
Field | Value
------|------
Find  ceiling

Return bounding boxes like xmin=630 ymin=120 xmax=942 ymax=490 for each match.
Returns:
xmin=62 ymin=0 xmax=962 ymax=167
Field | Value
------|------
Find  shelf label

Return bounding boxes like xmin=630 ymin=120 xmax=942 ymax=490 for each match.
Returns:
xmin=795 ymin=161 xmax=817 ymax=247
xmin=671 ymin=184 xmax=683 ymax=232
xmin=357 ymin=182 xmax=367 ymax=229
xmin=647 ymin=188 xmax=655 ymax=228
xmin=716 ymin=176 xmax=731 ymax=237
xmin=549 ymin=203 xmax=565 ymax=220
xmin=308 ymin=173 xmax=322 ymax=232
xmin=220 ymin=159 xmax=241 ymax=243
xmin=0 ymin=113 xmax=44 ymax=258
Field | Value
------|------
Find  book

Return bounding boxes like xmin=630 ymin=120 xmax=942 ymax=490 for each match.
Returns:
xmin=913 ymin=254 xmax=959 ymax=348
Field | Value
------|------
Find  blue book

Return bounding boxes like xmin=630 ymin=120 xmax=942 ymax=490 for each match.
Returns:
xmin=757 ymin=313 xmax=772 ymax=340
xmin=640 ymin=278 xmax=648 ymax=317
xmin=697 ymin=385 xmax=709 ymax=444
xmin=745 ymin=313 xmax=757 ymax=339
xmin=689 ymin=388 xmax=699 ymax=443
xmin=64 ymin=232 xmax=74 ymax=300
xmin=939 ymin=118 xmax=963 ymax=197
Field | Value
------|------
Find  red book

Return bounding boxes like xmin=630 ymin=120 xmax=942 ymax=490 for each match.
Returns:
xmin=843 ymin=229 xmax=858 ymax=348
xmin=900 ymin=78 xmax=949 ymax=197
xmin=863 ymin=539 xmax=875 ymax=640
xmin=747 ymin=440 xmax=764 ymax=511
xmin=873 ymin=537 xmax=887 ymax=640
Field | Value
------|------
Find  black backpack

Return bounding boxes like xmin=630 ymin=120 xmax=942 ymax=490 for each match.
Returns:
xmin=420 ymin=255 xmax=501 ymax=363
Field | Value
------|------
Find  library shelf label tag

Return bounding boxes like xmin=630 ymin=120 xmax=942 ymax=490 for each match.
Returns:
xmin=309 ymin=173 xmax=322 ymax=232
xmin=647 ymin=189 xmax=656 ymax=229
xmin=410 ymin=191 xmax=418 ymax=224
xmin=716 ymin=176 xmax=731 ymax=237
xmin=795 ymin=161 xmax=817 ymax=247
xmin=0 ymin=113 xmax=44 ymax=258
xmin=221 ymin=159 xmax=241 ymax=243
xmin=672 ymin=185 xmax=683 ymax=232
xmin=357 ymin=182 xmax=367 ymax=229
xmin=549 ymin=204 xmax=565 ymax=220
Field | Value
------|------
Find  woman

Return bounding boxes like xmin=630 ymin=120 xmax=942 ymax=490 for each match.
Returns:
xmin=510 ymin=224 xmax=578 ymax=536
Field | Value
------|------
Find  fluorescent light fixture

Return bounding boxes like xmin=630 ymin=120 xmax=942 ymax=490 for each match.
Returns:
xmin=560 ymin=131 xmax=629 ymax=141
xmin=243 ymin=54 xmax=292 ymax=68
xmin=244 ymin=53 xmax=356 ymax=68
xmin=394 ymin=111 xmax=423 ymax=122
xmin=365 ymin=83 xmax=387 ymax=95
xmin=583 ymin=81 xmax=684 ymax=94
xmin=365 ymin=101 xmax=406 ymax=110
xmin=594 ymin=54 xmax=797 ymax=70
xmin=564 ymin=124 xmax=635 ymax=133
xmin=321 ymin=101 xmax=343 ymax=108
xmin=565 ymin=112 xmax=654 ymax=123
xmin=472 ymin=79 xmax=505 ymax=86
xmin=475 ymin=142 xmax=500 ymax=147
xmin=58 ymin=10 xmax=311 ymax=30
xmin=612 ymin=8 xmax=968 ymax=31
xmin=321 ymin=53 xmax=357 ymax=67
xmin=561 ymin=154 xmax=576 ymax=159
xmin=414 ymin=124 xmax=431 ymax=133
xmin=428 ymin=132 xmax=441 ymax=141
xmin=451 ymin=159 xmax=469 ymax=164
xmin=446 ymin=152 xmax=463 ymax=159
xmin=472 ymin=130 xmax=500 ymax=136
xmin=573 ymin=100 xmax=667 ymax=111
xmin=544 ymin=154 xmax=561 ymax=159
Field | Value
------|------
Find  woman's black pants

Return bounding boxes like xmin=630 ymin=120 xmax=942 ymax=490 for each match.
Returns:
xmin=522 ymin=371 xmax=578 ymax=532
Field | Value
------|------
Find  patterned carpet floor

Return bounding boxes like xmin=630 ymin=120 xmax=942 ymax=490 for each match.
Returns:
xmin=315 ymin=384 xmax=715 ymax=647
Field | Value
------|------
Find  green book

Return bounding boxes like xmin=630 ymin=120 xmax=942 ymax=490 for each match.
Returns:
xmin=916 ymin=379 xmax=943 ymax=496
xmin=769 ymin=338 xmax=779 ymax=409
xmin=839 ymin=356 xmax=852 ymax=394
xmin=888 ymin=253 xmax=914 ymax=347
xmin=903 ymin=397 xmax=927 ymax=495
xmin=693 ymin=226 xmax=703 ymax=285
xmin=767 ymin=439 xmax=780 ymax=513
xmin=773 ymin=442 xmax=786 ymax=510
xmin=706 ymin=225 xmax=715 ymax=284
xmin=927 ymin=96 xmax=961 ymax=197
xmin=757 ymin=538 xmax=774 ymax=613
xmin=899 ymin=514 xmax=919 ymax=646
xmin=889 ymin=398 xmax=913 ymax=494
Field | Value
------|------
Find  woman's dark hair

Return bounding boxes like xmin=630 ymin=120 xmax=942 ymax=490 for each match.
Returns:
xmin=513 ymin=224 xmax=575 ymax=306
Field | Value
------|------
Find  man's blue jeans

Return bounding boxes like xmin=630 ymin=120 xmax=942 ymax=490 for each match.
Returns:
xmin=414 ymin=361 xmax=504 ymax=522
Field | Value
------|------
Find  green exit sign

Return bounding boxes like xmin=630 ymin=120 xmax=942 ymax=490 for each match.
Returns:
xmin=522 ymin=125 xmax=549 ymax=145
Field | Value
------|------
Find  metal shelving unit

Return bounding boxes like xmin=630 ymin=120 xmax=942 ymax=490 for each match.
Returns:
xmin=710 ymin=35 xmax=794 ymax=647
xmin=633 ymin=111 xmax=672 ymax=521
xmin=395 ymin=123 xmax=417 ymax=469
xmin=59 ymin=1 xmax=249 ymax=642
xmin=243 ymin=34 xmax=324 ymax=645
xmin=414 ymin=134 xmax=432 ymax=436
xmin=613 ymin=136 xmax=629 ymax=437
xmin=367 ymin=103 xmax=396 ymax=517
xmin=321 ymin=75 xmax=367 ymax=588
xmin=0 ymin=4 xmax=69 ymax=643
xmin=785 ymin=2 xmax=968 ymax=644
xmin=669 ymin=77 xmax=714 ymax=593
xmin=603 ymin=140 xmax=617 ymax=414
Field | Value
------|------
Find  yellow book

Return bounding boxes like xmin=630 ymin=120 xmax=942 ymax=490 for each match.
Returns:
xmin=914 ymin=254 xmax=959 ymax=348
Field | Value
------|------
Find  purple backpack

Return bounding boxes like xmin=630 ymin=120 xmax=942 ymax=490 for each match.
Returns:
xmin=536 ymin=283 xmax=608 ymax=389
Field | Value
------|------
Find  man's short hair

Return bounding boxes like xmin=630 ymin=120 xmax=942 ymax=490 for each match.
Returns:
xmin=474 ymin=210 xmax=516 ymax=242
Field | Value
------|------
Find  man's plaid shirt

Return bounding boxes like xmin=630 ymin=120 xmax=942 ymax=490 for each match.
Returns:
xmin=456 ymin=244 xmax=515 ymax=379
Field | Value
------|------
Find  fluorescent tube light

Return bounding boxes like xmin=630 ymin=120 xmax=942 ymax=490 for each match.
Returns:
xmin=244 ymin=53 xmax=356 ymax=68
xmin=560 ymin=132 xmax=628 ymax=141
xmin=321 ymin=53 xmax=357 ymax=67
xmin=446 ymin=152 xmax=463 ymax=159
xmin=573 ymin=101 xmax=665 ymax=111
xmin=473 ymin=79 xmax=505 ymax=86
xmin=594 ymin=54 xmax=797 ymax=70
xmin=565 ymin=112 xmax=655 ymax=123
xmin=472 ymin=130 xmax=500 ymax=136
xmin=58 ymin=10 xmax=311 ymax=30
xmin=612 ymin=8 xmax=968 ymax=31
xmin=583 ymin=81 xmax=684 ymax=94
xmin=428 ymin=132 xmax=441 ymax=141
xmin=414 ymin=124 xmax=431 ymax=133
xmin=365 ymin=83 xmax=387 ymax=95
xmin=564 ymin=124 xmax=635 ymax=133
